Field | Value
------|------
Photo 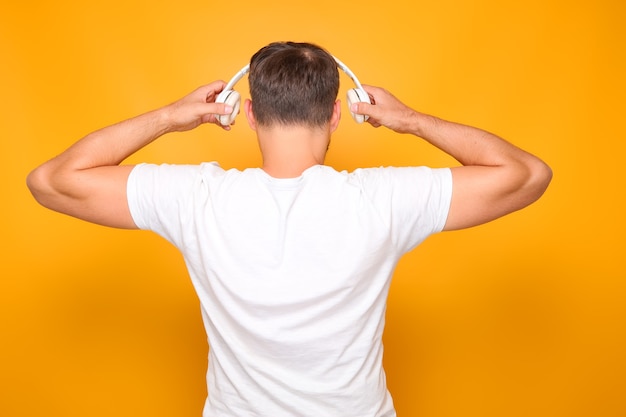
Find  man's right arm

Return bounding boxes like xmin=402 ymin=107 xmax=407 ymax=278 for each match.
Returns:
xmin=351 ymin=85 xmax=552 ymax=231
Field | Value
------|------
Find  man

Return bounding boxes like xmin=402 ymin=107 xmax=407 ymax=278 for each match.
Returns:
xmin=27 ymin=42 xmax=552 ymax=416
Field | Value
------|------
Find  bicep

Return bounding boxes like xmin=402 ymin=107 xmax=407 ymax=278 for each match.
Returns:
xmin=30 ymin=164 xmax=138 ymax=229
xmin=443 ymin=165 xmax=528 ymax=231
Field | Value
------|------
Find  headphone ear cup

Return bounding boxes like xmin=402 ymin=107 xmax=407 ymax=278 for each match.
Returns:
xmin=215 ymin=90 xmax=241 ymax=126
xmin=346 ymin=88 xmax=371 ymax=123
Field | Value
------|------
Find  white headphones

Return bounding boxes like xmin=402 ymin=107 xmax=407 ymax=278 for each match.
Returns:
xmin=215 ymin=56 xmax=370 ymax=126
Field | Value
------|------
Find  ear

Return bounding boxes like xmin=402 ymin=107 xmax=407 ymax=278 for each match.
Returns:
xmin=330 ymin=100 xmax=341 ymax=133
xmin=244 ymin=99 xmax=257 ymax=131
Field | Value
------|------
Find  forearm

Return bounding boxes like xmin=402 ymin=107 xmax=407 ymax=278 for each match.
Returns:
xmin=30 ymin=80 xmax=231 ymax=182
xmin=408 ymin=111 xmax=540 ymax=169
xmin=355 ymin=84 xmax=546 ymax=171
xmin=50 ymin=107 xmax=171 ymax=173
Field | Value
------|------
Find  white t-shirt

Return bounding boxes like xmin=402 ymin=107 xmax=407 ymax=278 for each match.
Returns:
xmin=127 ymin=162 xmax=452 ymax=417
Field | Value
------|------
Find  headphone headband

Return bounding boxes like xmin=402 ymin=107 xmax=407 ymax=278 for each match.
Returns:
xmin=215 ymin=55 xmax=370 ymax=125
xmin=222 ymin=57 xmax=364 ymax=92
xmin=332 ymin=56 xmax=366 ymax=91
xmin=224 ymin=64 xmax=250 ymax=91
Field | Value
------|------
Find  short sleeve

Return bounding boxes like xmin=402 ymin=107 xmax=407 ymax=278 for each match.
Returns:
xmin=126 ymin=162 xmax=222 ymax=246
xmin=351 ymin=166 xmax=453 ymax=253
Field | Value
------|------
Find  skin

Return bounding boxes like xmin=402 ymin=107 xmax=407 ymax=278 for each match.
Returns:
xmin=27 ymin=80 xmax=552 ymax=232
xmin=352 ymin=85 xmax=553 ymax=230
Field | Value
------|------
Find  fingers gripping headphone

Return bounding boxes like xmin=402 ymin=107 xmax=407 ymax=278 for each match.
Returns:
xmin=215 ymin=56 xmax=371 ymax=126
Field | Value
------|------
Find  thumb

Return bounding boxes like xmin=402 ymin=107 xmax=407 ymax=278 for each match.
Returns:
xmin=206 ymin=102 xmax=233 ymax=115
xmin=198 ymin=102 xmax=234 ymax=126
xmin=350 ymin=101 xmax=372 ymax=117
xmin=351 ymin=101 xmax=381 ymax=122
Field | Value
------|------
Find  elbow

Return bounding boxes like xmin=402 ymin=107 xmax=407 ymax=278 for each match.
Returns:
xmin=519 ymin=157 xmax=553 ymax=206
xmin=27 ymin=165 xmax=48 ymax=206
xmin=26 ymin=163 xmax=59 ymax=209
xmin=530 ymin=158 xmax=553 ymax=199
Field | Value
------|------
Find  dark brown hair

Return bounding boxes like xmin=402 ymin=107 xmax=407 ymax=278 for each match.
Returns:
xmin=248 ymin=42 xmax=340 ymax=128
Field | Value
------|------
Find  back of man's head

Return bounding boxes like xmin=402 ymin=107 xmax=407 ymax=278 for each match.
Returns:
xmin=249 ymin=42 xmax=340 ymax=128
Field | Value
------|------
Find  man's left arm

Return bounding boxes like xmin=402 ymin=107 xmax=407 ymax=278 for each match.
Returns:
xmin=27 ymin=81 xmax=234 ymax=229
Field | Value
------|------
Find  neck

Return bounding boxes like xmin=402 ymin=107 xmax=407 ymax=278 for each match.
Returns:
xmin=257 ymin=124 xmax=331 ymax=178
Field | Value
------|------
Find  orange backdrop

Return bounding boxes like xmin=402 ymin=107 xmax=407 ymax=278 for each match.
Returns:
xmin=2 ymin=1 xmax=625 ymax=416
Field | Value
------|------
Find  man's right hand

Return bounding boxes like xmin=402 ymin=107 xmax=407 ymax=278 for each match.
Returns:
xmin=350 ymin=85 xmax=421 ymax=134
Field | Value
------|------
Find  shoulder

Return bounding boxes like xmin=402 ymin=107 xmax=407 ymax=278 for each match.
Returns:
xmin=346 ymin=166 xmax=452 ymax=187
xmin=305 ymin=165 xmax=452 ymax=191
xmin=308 ymin=165 xmax=452 ymax=213
xmin=130 ymin=161 xmax=232 ymax=183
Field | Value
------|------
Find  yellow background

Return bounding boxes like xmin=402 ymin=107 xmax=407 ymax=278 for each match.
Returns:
xmin=1 ymin=0 xmax=624 ymax=416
